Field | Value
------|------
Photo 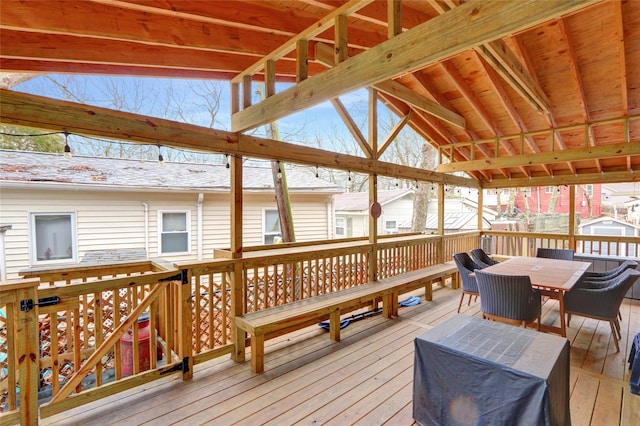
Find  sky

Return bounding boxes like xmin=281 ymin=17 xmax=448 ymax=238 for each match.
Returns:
xmin=14 ymin=74 xmax=375 ymax=151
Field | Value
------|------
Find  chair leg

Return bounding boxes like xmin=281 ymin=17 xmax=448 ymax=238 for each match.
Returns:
xmin=566 ymin=313 xmax=571 ymax=327
xmin=614 ymin=318 xmax=621 ymax=339
xmin=536 ymin=314 xmax=541 ymax=331
xmin=457 ymin=292 xmax=464 ymax=313
xmin=610 ymin=320 xmax=620 ymax=353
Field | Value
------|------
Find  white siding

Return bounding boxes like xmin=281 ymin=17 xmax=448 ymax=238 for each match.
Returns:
xmin=0 ymin=188 xmax=334 ymax=279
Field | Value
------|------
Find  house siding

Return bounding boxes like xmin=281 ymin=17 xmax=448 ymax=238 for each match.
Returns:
xmin=0 ymin=188 xmax=333 ymax=279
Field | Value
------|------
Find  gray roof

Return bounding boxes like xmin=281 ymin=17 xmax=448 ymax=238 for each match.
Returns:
xmin=399 ymin=212 xmax=482 ymax=231
xmin=0 ymin=150 xmax=341 ymax=193
xmin=334 ymin=188 xmax=413 ymax=211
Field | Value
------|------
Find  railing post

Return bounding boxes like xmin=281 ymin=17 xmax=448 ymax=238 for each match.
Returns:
xmin=176 ymin=270 xmax=193 ymax=380
xmin=2 ymin=278 xmax=41 ymax=425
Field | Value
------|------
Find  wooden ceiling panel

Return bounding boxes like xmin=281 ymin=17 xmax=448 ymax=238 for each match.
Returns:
xmin=0 ymin=0 xmax=635 ymax=187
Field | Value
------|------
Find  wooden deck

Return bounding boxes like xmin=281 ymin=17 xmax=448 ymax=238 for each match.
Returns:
xmin=41 ymin=286 xmax=640 ymax=426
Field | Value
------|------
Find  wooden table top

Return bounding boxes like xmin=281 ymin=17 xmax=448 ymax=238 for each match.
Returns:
xmin=480 ymin=256 xmax=591 ymax=292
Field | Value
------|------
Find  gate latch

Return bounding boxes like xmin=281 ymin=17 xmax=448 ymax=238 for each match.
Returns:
xmin=20 ymin=296 xmax=60 ymax=312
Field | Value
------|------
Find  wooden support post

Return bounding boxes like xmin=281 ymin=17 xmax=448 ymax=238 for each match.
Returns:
xmin=387 ymin=0 xmax=402 ymax=38
xmin=296 ymin=39 xmax=308 ymax=82
xmin=568 ymin=185 xmax=576 ymax=250
xmin=437 ymin=183 xmax=445 ymax=263
xmin=369 ymin=174 xmax=378 ymax=282
xmin=7 ymin=279 xmax=40 ymax=426
xmin=177 ymin=271 xmax=193 ymax=380
xmin=477 ymin=188 xmax=484 ymax=231
xmin=230 ymin=155 xmax=245 ymax=362
xmin=329 ymin=310 xmax=341 ymax=342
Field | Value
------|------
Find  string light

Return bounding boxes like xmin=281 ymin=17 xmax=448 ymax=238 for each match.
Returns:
xmin=277 ymin=160 xmax=282 ymax=180
xmin=225 ymin=154 xmax=230 ymax=169
xmin=395 ymin=178 xmax=399 ymax=187
xmin=157 ymin=144 xmax=165 ymax=166
xmin=315 ymin=166 xmax=319 ymax=178
xmin=63 ymin=132 xmax=72 ymax=160
xmin=348 ymin=170 xmax=352 ymax=182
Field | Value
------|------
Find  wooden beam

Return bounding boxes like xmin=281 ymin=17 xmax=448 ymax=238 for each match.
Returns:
xmin=438 ymin=142 xmax=640 ymax=173
xmin=330 ymin=98 xmax=373 ymax=158
xmin=374 ymin=80 xmax=465 ymax=128
xmin=230 ymin=0 xmax=373 ymax=84
xmin=232 ymin=0 xmax=597 ymax=132
xmin=378 ymin=111 xmax=411 ymax=157
xmin=334 ymin=15 xmax=349 ymax=64
xmin=476 ymin=43 xmax=551 ymax=113
xmin=296 ymin=39 xmax=309 ymax=82
xmin=369 ymin=88 xmax=378 ymax=157
xmin=387 ymin=0 xmax=402 ymax=38
xmin=483 ymin=170 xmax=639 ymax=189
xmin=0 ymin=89 xmax=476 ymax=188
xmin=314 ymin=41 xmax=465 ymax=128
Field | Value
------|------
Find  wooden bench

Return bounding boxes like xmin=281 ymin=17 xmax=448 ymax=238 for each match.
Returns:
xmin=234 ymin=262 xmax=458 ymax=373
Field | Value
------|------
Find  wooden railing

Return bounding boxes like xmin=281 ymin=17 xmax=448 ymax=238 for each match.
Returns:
xmin=3 ymin=230 xmax=637 ymax=423
xmin=483 ymin=231 xmax=640 ymax=258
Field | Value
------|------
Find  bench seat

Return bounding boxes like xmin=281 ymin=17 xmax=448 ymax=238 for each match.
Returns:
xmin=235 ymin=262 xmax=458 ymax=373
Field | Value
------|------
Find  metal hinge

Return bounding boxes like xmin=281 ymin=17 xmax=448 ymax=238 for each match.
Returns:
xmin=160 ymin=356 xmax=190 ymax=375
xmin=20 ymin=296 xmax=60 ymax=312
xmin=158 ymin=269 xmax=188 ymax=284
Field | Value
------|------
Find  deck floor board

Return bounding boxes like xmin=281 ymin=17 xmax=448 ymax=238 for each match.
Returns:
xmin=40 ymin=286 xmax=640 ymax=426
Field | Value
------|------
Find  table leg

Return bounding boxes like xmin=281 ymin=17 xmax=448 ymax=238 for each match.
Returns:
xmin=558 ymin=291 xmax=566 ymax=337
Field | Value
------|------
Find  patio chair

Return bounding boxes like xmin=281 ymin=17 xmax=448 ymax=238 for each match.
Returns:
xmin=536 ymin=248 xmax=575 ymax=261
xmin=453 ymin=252 xmax=483 ymax=313
xmin=579 ymin=260 xmax=638 ymax=287
xmin=565 ymin=269 xmax=640 ymax=352
xmin=470 ymin=248 xmax=499 ymax=268
xmin=474 ymin=269 xmax=542 ymax=329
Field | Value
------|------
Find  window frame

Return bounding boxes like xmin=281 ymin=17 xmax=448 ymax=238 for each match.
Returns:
xmin=158 ymin=210 xmax=191 ymax=255
xmin=335 ymin=216 xmax=346 ymax=237
xmin=30 ymin=212 xmax=77 ymax=265
xmin=263 ymin=208 xmax=282 ymax=244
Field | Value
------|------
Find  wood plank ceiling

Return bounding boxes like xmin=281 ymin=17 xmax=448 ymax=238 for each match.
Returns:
xmin=1 ymin=0 xmax=638 ymax=188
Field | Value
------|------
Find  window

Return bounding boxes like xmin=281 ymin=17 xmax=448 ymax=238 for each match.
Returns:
xmin=385 ymin=220 xmax=397 ymax=234
xmin=335 ymin=217 xmax=346 ymax=236
xmin=584 ymin=184 xmax=593 ymax=197
xmin=31 ymin=213 xmax=76 ymax=264
xmin=159 ymin=211 xmax=190 ymax=254
xmin=263 ymin=209 xmax=281 ymax=244
xmin=521 ymin=188 xmax=532 ymax=197
xmin=545 ymin=186 xmax=555 ymax=194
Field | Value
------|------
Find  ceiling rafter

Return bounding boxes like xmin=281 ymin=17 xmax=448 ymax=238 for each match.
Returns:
xmin=509 ymin=35 xmax=577 ymax=176
xmin=475 ymin=52 xmax=554 ymax=177
xmin=557 ymin=18 xmax=602 ymax=173
xmin=439 ymin=60 xmax=529 ymax=179
xmin=408 ymin=72 xmax=496 ymax=181
xmin=231 ymin=0 xmax=598 ymax=132
xmin=231 ymin=0 xmax=374 ymax=84
xmin=612 ymin=0 xmax=631 ymax=173
xmin=431 ymin=0 xmax=551 ymax=114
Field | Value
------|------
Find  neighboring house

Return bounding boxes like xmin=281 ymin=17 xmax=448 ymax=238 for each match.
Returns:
xmin=484 ymin=185 xmax=603 ymax=217
xmin=333 ymin=188 xmax=414 ymax=238
xmin=601 ymin=182 xmax=640 ymax=223
xmin=397 ymin=198 xmax=496 ymax=234
xmin=0 ymin=150 xmax=341 ymax=279
xmin=579 ymin=216 xmax=639 ymax=256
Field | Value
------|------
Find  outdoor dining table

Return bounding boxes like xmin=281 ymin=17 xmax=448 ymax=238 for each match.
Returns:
xmin=478 ymin=256 xmax=591 ymax=337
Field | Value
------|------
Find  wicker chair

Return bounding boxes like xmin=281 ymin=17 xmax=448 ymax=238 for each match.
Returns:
xmin=474 ymin=269 xmax=542 ymax=329
xmin=536 ymin=248 xmax=575 ymax=261
xmin=453 ymin=252 xmax=483 ymax=313
xmin=579 ymin=260 xmax=638 ymax=288
xmin=564 ymin=269 xmax=640 ymax=352
xmin=470 ymin=248 xmax=499 ymax=268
